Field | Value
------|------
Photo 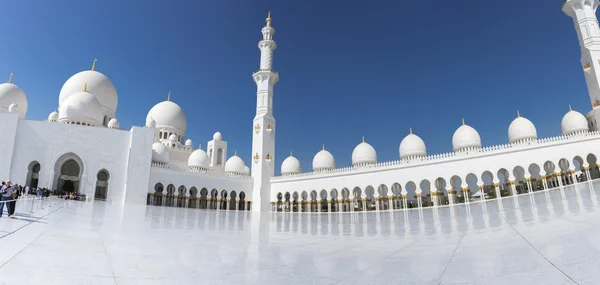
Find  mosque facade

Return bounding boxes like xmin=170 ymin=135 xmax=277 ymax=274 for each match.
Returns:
xmin=0 ymin=2 xmax=600 ymax=212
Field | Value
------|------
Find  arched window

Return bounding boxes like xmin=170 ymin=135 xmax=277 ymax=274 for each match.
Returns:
xmin=217 ymin=148 xmax=223 ymax=165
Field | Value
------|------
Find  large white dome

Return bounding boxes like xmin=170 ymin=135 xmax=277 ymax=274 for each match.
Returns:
xmin=508 ymin=113 xmax=537 ymax=144
xmin=0 ymin=81 xmax=28 ymax=119
xmin=281 ymin=153 xmax=301 ymax=175
xmin=146 ymin=100 xmax=187 ymax=134
xmin=561 ymin=108 xmax=588 ymax=136
xmin=352 ymin=138 xmax=377 ymax=166
xmin=188 ymin=148 xmax=210 ymax=168
xmin=399 ymin=130 xmax=427 ymax=159
xmin=313 ymin=146 xmax=335 ymax=171
xmin=225 ymin=154 xmax=246 ymax=174
xmin=59 ymin=69 xmax=117 ymax=116
xmin=452 ymin=120 xmax=482 ymax=152
xmin=152 ymin=142 xmax=170 ymax=163
xmin=58 ymin=90 xmax=104 ymax=126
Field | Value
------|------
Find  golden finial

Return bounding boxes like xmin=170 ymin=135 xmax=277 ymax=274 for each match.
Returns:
xmin=409 ymin=127 xmax=413 ymax=134
xmin=569 ymin=104 xmax=572 ymax=111
xmin=83 ymin=83 xmax=88 ymax=92
xmin=517 ymin=110 xmax=520 ymax=118
xmin=322 ymin=144 xmax=325 ymax=150
xmin=461 ymin=118 xmax=465 ymax=125
xmin=266 ymin=11 xmax=272 ymax=23
xmin=290 ymin=151 xmax=293 ymax=157
xmin=167 ymin=91 xmax=171 ymax=101
xmin=234 ymin=150 xmax=237 ymax=156
xmin=8 ymin=73 xmax=13 ymax=84
xmin=362 ymin=136 xmax=365 ymax=143
xmin=91 ymin=58 xmax=97 ymax=71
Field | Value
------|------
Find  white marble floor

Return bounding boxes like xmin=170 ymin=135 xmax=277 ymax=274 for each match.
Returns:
xmin=2 ymin=183 xmax=600 ymax=284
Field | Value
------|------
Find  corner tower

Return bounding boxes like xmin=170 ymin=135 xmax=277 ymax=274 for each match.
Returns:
xmin=251 ymin=12 xmax=279 ymax=211
xmin=563 ymin=0 xmax=600 ymax=129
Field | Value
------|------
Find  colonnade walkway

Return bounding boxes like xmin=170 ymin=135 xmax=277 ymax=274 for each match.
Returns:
xmin=1 ymin=182 xmax=600 ymax=284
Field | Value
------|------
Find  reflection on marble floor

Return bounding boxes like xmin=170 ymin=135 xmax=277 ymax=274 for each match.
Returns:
xmin=2 ymin=182 xmax=600 ymax=284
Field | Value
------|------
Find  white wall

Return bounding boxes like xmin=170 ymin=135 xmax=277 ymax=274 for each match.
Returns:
xmin=4 ymin=113 xmax=151 ymax=203
xmin=270 ymin=133 xmax=600 ymax=200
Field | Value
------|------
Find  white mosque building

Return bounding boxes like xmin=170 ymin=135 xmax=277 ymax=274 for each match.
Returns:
xmin=1 ymin=3 xmax=600 ymax=212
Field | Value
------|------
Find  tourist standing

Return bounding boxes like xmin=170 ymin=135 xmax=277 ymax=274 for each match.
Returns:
xmin=8 ymin=183 xmax=18 ymax=217
xmin=0 ymin=180 xmax=15 ymax=218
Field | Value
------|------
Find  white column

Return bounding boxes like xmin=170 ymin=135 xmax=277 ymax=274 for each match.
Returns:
xmin=494 ymin=183 xmax=501 ymax=199
xmin=447 ymin=188 xmax=455 ymax=205
xmin=557 ymin=172 xmax=564 ymax=187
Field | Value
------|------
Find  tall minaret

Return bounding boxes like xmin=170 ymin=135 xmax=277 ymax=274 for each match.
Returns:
xmin=251 ymin=11 xmax=279 ymax=211
xmin=564 ymin=0 xmax=600 ymax=129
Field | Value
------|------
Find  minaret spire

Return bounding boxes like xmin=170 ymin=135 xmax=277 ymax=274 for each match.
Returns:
xmin=252 ymin=12 xmax=279 ymax=211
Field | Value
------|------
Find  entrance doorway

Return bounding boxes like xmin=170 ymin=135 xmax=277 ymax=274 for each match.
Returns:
xmin=54 ymin=153 xmax=83 ymax=195
xmin=95 ymin=169 xmax=110 ymax=200
xmin=26 ymin=161 xmax=41 ymax=189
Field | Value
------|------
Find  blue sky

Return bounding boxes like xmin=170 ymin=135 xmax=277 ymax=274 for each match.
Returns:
xmin=0 ymin=0 xmax=590 ymax=173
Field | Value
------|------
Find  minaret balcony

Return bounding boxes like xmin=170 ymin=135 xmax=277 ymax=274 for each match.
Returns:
xmin=253 ymin=69 xmax=278 ymax=75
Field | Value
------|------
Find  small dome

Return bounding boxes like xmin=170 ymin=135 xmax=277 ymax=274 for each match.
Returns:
xmin=188 ymin=148 xmax=209 ymax=168
xmin=244 ymin=166 xmax=251 ymax=176
xmin=59 ymin=69 xmax=117 ymax=115
xmin=452 ymin=120 xmax=482 ymax=152
xmin=8 ymin=103 xmax=19 ymax=114
xmin=185 ymin=139 xmax=193 ymax=147
xmin=561 ymin=107 xmax=588 ymax=136
xmin=213 ymin=131 xmax=223 ymax=141
xmin=352 ymin=138 xmax=377 ymax=166
xmin=399 ymin=130 xmax=427 ymax=159
xmin=145 ymin=117 xmax=156 ymax=128
xmin=508 ymin=113 xmax=537 ymax=144
xmin=108 ymin=118 xmax=119 ymax=129
xmin=225 ymin=154 xmax=246 ymax=174
xmin=48 ymin=111 xmax=59 ymax=122
xmin=146 ymin=100 xmax=187 ymax=134
xmin=58 ymin=91 xmax=104 ymax=126
xmin=281 ymin=153 xmax=302 ymax=175
xmin=168 ymin=134 xmax=177 ymax=141
xmin=313 ymin=146 xmax=335 ymax=171
xmin=151 ymin=142 xmax=170 ymax=163
xmin=0 ymin=81 xmax=28 ymax=119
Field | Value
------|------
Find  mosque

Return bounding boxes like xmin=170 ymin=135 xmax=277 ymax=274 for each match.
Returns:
xmin=1 ymin=2 xmax=600 ymax=212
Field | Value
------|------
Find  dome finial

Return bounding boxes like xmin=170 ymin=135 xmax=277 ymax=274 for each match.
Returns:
xmin=462 ymin=118 xmax=465 ymax=125
xmin=322 ymin=144 xmax=325 ymax=150
xmin=290 ymin=151 xmax=293 ymax=157
xmin=91 ymin=58 xmax=97 ymax=71
xmin=266 ymin=11 xmax=272 ymax=23
xmin=569 ymin=104 xmax=572 ymax=111
xmin=83 ymin=82 xmax=88 ymax=92
xmin=167 ymin=90 xmax=171 ymax=101
xmin=362 ymin=136 xmax=365 ymax=143
xmin=7 ymin=73 xmax=12 ymax=84
xmin=234 ymin=150 xmax=237 ymax=156
xmin=517 ymin=110 xmax=520 ymax=118
xmin=409 ymin=127 xmax=413 ymax=134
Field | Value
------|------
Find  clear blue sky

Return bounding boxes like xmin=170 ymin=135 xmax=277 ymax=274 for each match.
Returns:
xmin=0 ymin=0 xmax=590 ymax=174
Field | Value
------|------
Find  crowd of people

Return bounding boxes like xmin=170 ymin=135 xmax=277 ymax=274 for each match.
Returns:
xmin=0 ymin=180 xmax=54 ymax=218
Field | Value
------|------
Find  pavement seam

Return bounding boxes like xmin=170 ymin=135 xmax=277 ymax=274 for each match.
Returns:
xmin=436 ymin=234 xmax=464 ymax=283
xmin=0 ymin=199 xmax=68 ymax=269
xmin=499 ymin=214 xmax=580 ymax=285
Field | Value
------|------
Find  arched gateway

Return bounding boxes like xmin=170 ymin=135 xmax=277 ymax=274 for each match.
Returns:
xmin=54 ymin=153 xmax=84 ymax=194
